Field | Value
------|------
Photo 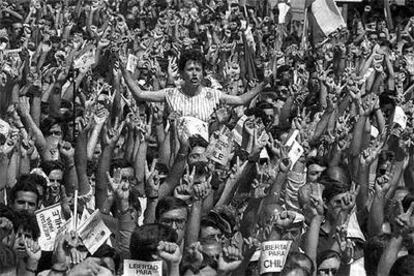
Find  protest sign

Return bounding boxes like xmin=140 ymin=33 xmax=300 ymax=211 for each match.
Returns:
xmin=259 ymin=241 xmax=292 ymax=274
xmin=393 ymin=106 xmax=407 ymax=130
xmin=35 ymin=203 xmax=65 ymax=251
xmin=77 ymin=210 xmax=111 ymax=254
xmin=288 ymin=140 xmax=304 ymax=168
xmin=73 ymin=47 xmax=96 ymax=69
xmin=127 ymin=54 xmax=139 ymax=73
xmin=124 ymin=259 xmax=163 ymax=276
xmin=208 ymin=129 xmax=233 ymax=166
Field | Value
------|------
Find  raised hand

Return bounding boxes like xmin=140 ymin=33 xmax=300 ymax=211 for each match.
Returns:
xmin=185 ymin=242 xmax=204 ymax=269
xmin=228 ymin=156 xmax=248 ymax=180
xmin=93 ymin=106 xmax=109 ymax=126
xmin=157 ymin=241 xmax=182 ymax=265
xmin=102 ymin=121 xmax=125 ymax=146
xmin=167 ymin=56 xmax=178 ymax=81
xmin=217 ymin=246 xmax=243 ymax=273
xmin=251 ymin=179 xmax=268 ymax=199
xmin=59 ymin=141 xmax=75 ymax=161
xmin=145 ymin=159 xmax=160 ymax=199
xmin=374 ymin=174 xmax=391 ymax=199
xmin=392 ymin=200 xmax=414 ymax=236
xmin=25 ymin=238 xmax=41 ymax=263
xmin=340 ymin=182 xmax=360 ymax=213
xmin=273 ymin=210 xmax=296 ymax=230
xmin=193 ymin=176 xmax=212 ymax=201
xmin=308 ymin=184 xmax=324 ymax=218
xmin=174 ymin=166 xmax=196 ymax=202
xmin=106 ymin=169 xmax=121 ymax=196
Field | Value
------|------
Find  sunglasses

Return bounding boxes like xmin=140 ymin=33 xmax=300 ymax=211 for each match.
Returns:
xmin=159 ymin=218 xmax=187 ymax=229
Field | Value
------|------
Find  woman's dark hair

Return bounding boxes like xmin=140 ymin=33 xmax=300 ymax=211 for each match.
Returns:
xmin=129 ymin=223 xmax=177 ymax=261
xmin=40 ymin=160 xmax=65 ymax=176
xmin=178 ymin=49 xmax=206 ymax=72
xmin=93 ymin=244 xmax=121 ymax=272
xmin=316 ymin=250 xmax=341 ymax=268
xmin=14 ymin=210 xmax=41 ymax=240
xmin=40 ymin=117 xmax=60 ymax=135
xmin=320 ymin=178 xmax=349 ymax=203
xmin=280 ymin=264 xmax=311 ymax=276
xmin=155 ymin=197 xmax=188 ymax=221
xmin=390 ymin=255 xmax=414 ymax=276
xmin=285 ymin=251 xmax=315 ymax=275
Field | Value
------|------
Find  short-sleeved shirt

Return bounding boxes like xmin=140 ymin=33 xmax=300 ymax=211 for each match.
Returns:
xmin=165 ymin=87 xmax=222 ymax=122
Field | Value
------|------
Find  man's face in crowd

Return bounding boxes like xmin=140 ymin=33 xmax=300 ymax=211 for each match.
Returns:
xmin=120 ymin=167 xmax=137 ymax=186
xmin=13 ymin=191 xmax=38 ymax=213
xmin=158 ymin=208 xmax=188 ymax=244
xmin=327 ymin=192 xmax=348 ymax=220
xmin=48 ymin=169 xmax=63 ymax=200
xmin=188 ymin=146 xmax=207 ymax=166
xmin=181 ymin=60 xmax=203 ymax=88
xmin=200 ymin=225 xmax=223 ymax=243
xmin=403 ymin=46 xmax=414 ymax=56
xmin=317 ymin=256 xmax=341 ymax=276
xmin=263 ymin=107 xmax=275 ymax=127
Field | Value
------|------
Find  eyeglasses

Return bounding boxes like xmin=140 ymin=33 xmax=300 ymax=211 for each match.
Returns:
xmin=318 ymin=268 xmax=338 ymax=275
xmin=159 ymin=218 xmax=187 ymax=229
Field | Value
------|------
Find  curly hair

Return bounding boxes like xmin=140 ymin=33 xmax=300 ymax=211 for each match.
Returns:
xmin=178 ymin=49 xmax=206 ymax=72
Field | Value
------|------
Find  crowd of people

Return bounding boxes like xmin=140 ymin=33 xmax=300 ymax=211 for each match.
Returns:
xmin=1 ymin=0 xmax=414 ymax=275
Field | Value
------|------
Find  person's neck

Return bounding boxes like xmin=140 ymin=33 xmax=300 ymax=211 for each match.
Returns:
xmin=182 ymin=83 xmax=202 ymax=96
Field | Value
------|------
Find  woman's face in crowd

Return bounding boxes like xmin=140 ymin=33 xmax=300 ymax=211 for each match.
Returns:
xmin=317 ymin=256 xmax=340 ymax=276
xmin=48 ymin=123 xmax=63 ymax=140
xmin=181 ymin=60 xmax=203 ymax=89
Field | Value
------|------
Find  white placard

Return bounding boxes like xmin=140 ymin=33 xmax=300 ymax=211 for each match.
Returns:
xmin=127 ymin=54 xmax=139 ymax=73
xmin=77 ymin=210 xmax=111 ymax=254
xmin=210 ymin=132 xmax=233 ymax=166
xmin=278 ymin=2 xmax=291 ymax=24
xmin=73 ymin=47 xmax=96 ymax=69
xmin=123 ymin=259 xmax=163 ymax=276
xmin=79 ymin=208 xmax=91 ymax=226
xmin=393 ymin=106 xmax=407 ymax=130
xmin=285 ymin=130 xmax=299 ymax=147
xmin=288 ymin=140 xmax=304 ymax=168
xmin=370 ymin=126 xmax=379 ymax=138
xmin=259 ymin=240 xmax=292 ymax=274
xmin=35 ymin=204 xmax=66 ymax=251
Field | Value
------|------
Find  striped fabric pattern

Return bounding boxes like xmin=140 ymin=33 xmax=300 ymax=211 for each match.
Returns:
xmin=306 ymin=0 xmax=346 ymax=45
xmin=165 ymin=87 xmax=222 ymax=122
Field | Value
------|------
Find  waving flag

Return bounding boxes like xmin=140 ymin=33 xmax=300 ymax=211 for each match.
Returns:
xmin=306 ymin=0 xmax=346 ymax=45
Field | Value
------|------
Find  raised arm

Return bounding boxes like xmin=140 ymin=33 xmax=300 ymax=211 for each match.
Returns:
xmin=120 ymin=64 xmax=167 ymax=102
xmin=220 ymin=82 xmax=265 ymax=105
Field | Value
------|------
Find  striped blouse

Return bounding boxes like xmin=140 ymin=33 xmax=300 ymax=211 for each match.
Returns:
xmin=165 ymin=87 xmax=222 ymax=122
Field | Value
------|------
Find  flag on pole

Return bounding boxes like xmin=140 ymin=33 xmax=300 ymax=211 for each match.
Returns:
xmin=305 ymin=0 xmax=346 ymax=45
